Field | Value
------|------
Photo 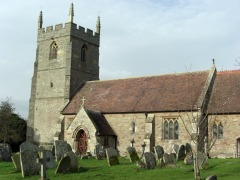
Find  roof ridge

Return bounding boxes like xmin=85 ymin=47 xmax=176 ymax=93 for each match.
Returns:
xmin=87 ymin=69 xmax=210 ymax=83
xmin=217 ymin=69 xmax=240 ymax=74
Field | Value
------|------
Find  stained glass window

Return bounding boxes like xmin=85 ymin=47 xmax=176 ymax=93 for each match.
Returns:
xmin=164 ymin=118 xmax=179 ymax=140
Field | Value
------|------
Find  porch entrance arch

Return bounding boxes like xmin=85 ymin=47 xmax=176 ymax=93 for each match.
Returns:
xmin=77 ymin=129 xmax=88 ymax=155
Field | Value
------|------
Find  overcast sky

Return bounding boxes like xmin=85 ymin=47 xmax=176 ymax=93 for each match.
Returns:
xmin=1 ymin=0 xmax=240 ymax=119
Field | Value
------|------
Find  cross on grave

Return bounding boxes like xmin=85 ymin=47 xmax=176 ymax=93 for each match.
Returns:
xmin=131 ymin=138 xmax=135 ymax=147
xmin=81 ymin=96 xmax=86 ymax=107
xmin=37 ymin=151 xmax=50 ymax=180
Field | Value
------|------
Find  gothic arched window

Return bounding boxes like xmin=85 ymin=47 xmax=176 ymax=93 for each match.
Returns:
xmin=212 ymin=122 xmax=223 ymax=139
xmin=49 ymin=42 xmax=58 ymax=60
xmin=164 ymin=118 xmax=179 ymax=140
xmin=81 ymin=45 xmax=87 ymax=62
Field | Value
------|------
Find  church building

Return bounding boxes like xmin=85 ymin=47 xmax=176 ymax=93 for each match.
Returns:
xmin=27 ymin=4 xmax=240 ymax=158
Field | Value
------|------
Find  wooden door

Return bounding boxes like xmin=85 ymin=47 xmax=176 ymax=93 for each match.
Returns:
xmin=237 ymin=138 xmax=240 ymax=158
xmin=77 ymin=130 xmax=87 ymax=156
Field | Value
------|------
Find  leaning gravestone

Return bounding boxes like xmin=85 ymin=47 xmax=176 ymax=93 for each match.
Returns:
xmin=20 ymin=150 xmax=40 ymax=177
xmin=20 ymin=142 xmax=39 ymax=153
xmin=169 ymin=153 xmax=176 ymax=164
xmin=105 ymin=148 xmax=119 ymax=166
xmin=172 ymin=144 xmax=179 ymax=154
xmin=11 ymin=152 xmax=21 ymax=171
xmin=126 ymin=147 xmax=139 ymax=163
xmin=95 ymin=144 xmax=106 ymax=160
xmin=184 ymin=153 xmax=193 ymax=165
xmin=185 ymin=143 xmax=192 ymax=154
xmin=163 ymin=153 xmax=170 ymax=165
xmin=163 ymin=153 xmax=176 ymax=165
xmin=154 ymin=145 xmax=164 ymax=160
xmin=54 ymin=140 xmax=72 ymax=161
xmin=177 ymin=144 xmax=186 ymax=161
xmin=55 ymin=156 xmax=71 ymax=174
xmin=45 ymin=150 xmax=55 ymax=169
xmin=206 ymin=175 xmax=217 ymax=180
xmin=143 ymin=152 xmax=156 ymax=169
xmin=65 ymin=151 xmax=78 ymax=172
xmin=0 ymin=143 xmax=12 ymax=162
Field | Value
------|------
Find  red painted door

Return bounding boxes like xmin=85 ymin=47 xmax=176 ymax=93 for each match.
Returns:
xmin=77 ymin=130 xmax=87 ymax=156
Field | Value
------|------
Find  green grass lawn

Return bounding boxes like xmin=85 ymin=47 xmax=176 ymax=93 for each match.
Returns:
xmin=0 ymin=157 xmax=240 ymax=180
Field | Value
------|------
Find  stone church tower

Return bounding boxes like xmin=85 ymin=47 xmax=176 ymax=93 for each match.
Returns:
xmin=27 ymin=3 xmax=100 ymax=146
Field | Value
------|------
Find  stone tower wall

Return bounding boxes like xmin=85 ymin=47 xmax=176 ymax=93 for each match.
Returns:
xmin=28 ymin=21 xmax=100 ymax=145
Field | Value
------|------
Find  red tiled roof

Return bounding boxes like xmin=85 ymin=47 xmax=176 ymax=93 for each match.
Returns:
xmin=62 ymin=71 xmax=210 ymax=114
xmin=209 ymin=70 xmax=240 ymax=114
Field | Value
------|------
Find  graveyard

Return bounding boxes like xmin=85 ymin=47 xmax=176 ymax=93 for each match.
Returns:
xmin=0 ymin=156 xmax=240 ymax=179
xmin=0 ymin=141 xmax=240 ymax=180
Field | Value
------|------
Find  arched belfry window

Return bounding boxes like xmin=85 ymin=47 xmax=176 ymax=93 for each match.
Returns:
xmin=49 ymin=42 xmax=58 ymax=60
xmin=81 ymin=45 xmax=87 ymax=62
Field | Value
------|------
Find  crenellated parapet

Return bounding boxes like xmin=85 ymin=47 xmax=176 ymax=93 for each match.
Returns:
xmin=38 ymin=22 xmax=100 ymax=46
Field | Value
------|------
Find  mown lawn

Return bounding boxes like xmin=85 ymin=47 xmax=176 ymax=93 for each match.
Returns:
xmin=0 ymin=157 xmax=240 ymax=180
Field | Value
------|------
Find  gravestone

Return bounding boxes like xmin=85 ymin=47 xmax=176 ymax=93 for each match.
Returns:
xmin=154 ymin=145 xmax=164 ymax=160
xmin=126 ymin=147 xmax=139 ymax=163
xmin=137 ymin=161 xmax=147 ymax=169
xmin=163 ymin=153 xmax=170 ymax=165
xmin=198 ymin=151 xmax=208 ymax=169
xmin=163 ymin=153 xmax=176 ymax=165
xmin=184 ymin=153 xmax=193 ymax=165
xmin=185 ymin=143 xmax=192 ymax=154
xmin=20 ymin=150 xmax=40 ymax=177
xmin=65 ymin=151 xmax=78 ymax=172
xmin=54 ymin=140 xmax=72 ymax=161
xmin=177 ymin=145 xmax=186 ymax=161
xmin=143 ymin=152 xmax=156 ymax=169
xmin=95 ymin=144 xmax=106 ymax=160
xmin=206 ymin=175 xmax=217 ymax=180
xmin=11 ymin=152 xmax=21 ymax=171
xmin=55 ymin=156 xmax=71 ymax=174
xmin=105 ymin=148 xmax=119 ymax=166
xmin=0 ymin=143 xmax=12 ymax=162
xmin=169 ymin=153 xmax=176 ymax=164
xmin=37 ymin=150 xmax=50 ymax=180
xmin=45 ymin=150 xmax=55 ymax=169
xmin=20 ymin=142 xmax=39 ymax=153
xmin=172 ymin=144 xmax=179 ymax=154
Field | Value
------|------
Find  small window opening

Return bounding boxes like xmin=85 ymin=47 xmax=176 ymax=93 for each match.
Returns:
xmin=81 ymin=45 xmax=87 ymax=62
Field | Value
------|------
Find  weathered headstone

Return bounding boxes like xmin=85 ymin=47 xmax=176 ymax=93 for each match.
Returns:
xmin=55 ymin=156 xmax=71 ymax=174
xmin=20 ymin=150 xmax=40 ymax=177
xmin=163 ymin=153 xmax=170 ymax=165
xmin=20 ymin=142 xmax=39 ymax=153
xmin=45 ymin=150 xmax=55 ymax=169
xmin=163 ymin=153 xmax=176 ymax=165
xmin=65 ymin=151 xmax=78 ymax=172
xmin=137 ymin=161 xmax=147 ymax=169
xmin=154 ymin=145 xmax=164 ymax=160
xmin=206 ymin=175 xmax=217 ymax=180
xmin=172 ymin=144 xmax=179 ymax=154
xmin=95 ymin=144 xmax=106 ymax=160
xmin=169 ymin=153 xmax=176 ymax=164
xmin=11 ymin=152 xmax=21 ymax=171
xmin=177 ymin=145 xmax=186 ymax=161
xmin=37 ymin=150 xmax=50 ymax=180
xmin=184 ymin=153 xmax=193 ymax=165
xmin=54 ymin=140 xmax=72 ymax=161
xmin=105 ymin=148 xmax=119 ymax=166
xmin=126 ymin=147 xmax=139 ymax=163
xmin=185 ymin=143 xmax=192 ymax=154
xmin=0 ymin=143 xmax=12 ymax=162
xmin=198 ymin=151 xmax=208 ymax=169
xmin=143 ymin=152 xmax=156 ymax=169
